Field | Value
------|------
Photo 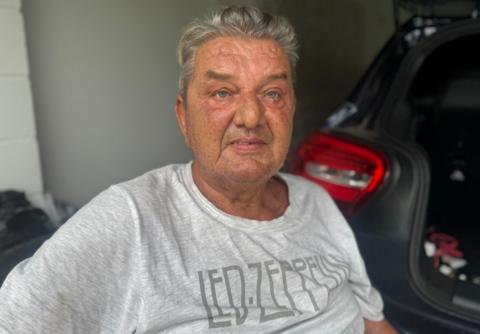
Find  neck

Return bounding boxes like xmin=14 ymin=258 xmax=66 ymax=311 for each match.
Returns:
xmin=191 ymin=162 xmax=288 ymax=220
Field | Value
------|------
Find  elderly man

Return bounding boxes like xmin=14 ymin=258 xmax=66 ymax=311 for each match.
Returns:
xmin=0 ymin=6 xmax=396 ymax=334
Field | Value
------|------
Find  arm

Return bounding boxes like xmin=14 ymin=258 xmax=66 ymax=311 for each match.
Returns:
xmin=318 ymin=188 xmax=385 ymax=321
xmin=364 ymin=319 xmax=398 ymax=334
xmin=0 ymin=187 xmax=141 ymax=333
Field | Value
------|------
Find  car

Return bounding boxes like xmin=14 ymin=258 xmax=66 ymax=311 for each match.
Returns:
xmin=290 ymin=0 xmax=480 ymax=333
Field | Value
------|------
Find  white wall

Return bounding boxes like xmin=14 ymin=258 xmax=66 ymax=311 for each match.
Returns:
xmin=22 ymin=0 xmax=225 ymax=206
xmin=0 ymin=0 xmax=43 ymax=198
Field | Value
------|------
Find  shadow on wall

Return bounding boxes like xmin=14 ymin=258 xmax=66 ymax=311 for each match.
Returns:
xmin=267 ymin=0 xmax=367 ymax=165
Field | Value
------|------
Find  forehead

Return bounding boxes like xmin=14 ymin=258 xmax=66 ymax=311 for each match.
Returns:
xmin=193 ymin=37 xmax=291 ymax=78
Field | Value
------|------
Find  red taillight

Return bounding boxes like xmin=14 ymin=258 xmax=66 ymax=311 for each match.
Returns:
xmin=292 ymin=132 xmax=387 ymax=216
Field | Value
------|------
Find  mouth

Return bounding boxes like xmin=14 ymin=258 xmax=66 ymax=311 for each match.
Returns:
xmin=228 ymin=137 xmax=267 ymax=153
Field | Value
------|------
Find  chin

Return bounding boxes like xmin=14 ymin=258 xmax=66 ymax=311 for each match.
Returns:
xmin=225 ymin=164 xmax=278 ymax=184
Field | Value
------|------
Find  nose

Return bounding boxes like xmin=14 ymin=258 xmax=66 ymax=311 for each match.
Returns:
xmin=233 ymin=93 xmax=266 ymax=129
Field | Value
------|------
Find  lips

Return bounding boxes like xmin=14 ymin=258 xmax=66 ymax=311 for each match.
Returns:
xmin=230 ymin=138 xmax=265 ymax=145
xmin=228 ymin=137 xmax=267 ymax=153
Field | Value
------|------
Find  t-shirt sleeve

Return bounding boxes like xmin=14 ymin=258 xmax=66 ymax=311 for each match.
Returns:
xmin=0 ymin=186 xmax=142 ymax=333
xmin=318 ymin=187 xmax=385 ymax=322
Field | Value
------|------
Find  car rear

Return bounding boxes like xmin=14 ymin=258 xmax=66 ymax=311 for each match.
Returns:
xmin=291 ymin=2 xmax=480 ymax=332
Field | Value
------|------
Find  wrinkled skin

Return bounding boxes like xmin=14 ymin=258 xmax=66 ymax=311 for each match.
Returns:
xmin=175 ymin=37 xmax=295 ymax=219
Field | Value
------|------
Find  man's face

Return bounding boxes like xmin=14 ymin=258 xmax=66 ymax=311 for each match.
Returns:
xmin=176 ymin=37 xmax=295 ymax=186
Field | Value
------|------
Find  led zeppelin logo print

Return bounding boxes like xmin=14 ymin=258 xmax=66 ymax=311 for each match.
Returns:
xmin=197 ymin=254 xmax=349 ymax=328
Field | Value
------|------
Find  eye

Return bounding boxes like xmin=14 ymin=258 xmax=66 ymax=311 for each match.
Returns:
xmin=213 ymin=89 xmax=231 ymax=99
xmin=265 ymin=90 xmax=281 ymax=100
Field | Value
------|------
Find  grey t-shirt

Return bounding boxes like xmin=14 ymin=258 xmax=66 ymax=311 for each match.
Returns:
xmin=0 ymin=163 xmax=384 ymax=333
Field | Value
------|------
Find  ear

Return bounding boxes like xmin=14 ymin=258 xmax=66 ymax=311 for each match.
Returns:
xmin=175 ymin=95 xmax=191 ymax=148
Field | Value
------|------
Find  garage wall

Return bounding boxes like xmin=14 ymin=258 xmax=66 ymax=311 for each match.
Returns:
xmin=22 ymin=0 xmax=223 ymax=206
xmin=0 ymin=0 xmax=43 ymax=199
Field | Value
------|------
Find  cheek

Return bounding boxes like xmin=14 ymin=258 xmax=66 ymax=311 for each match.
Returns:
xmin=266 ymin=111 xmax=294 ymax=159
xmin=188 ymin=103 xmax=235 ymax=148
xmin=269 ymin=110 xmax=294 ymax=137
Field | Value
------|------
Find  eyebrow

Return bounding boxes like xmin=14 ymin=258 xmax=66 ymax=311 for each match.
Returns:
xmin=205 ymin=70 xmax=234 ymax=81
xmin=205 ymin=70 xmax=289 ymax=83
xmin=265 ymin=72 xmax=288 ymax=81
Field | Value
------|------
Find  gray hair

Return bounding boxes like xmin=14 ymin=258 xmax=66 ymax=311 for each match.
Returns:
xmin=177 ymin=6 xmax=299 ymax=98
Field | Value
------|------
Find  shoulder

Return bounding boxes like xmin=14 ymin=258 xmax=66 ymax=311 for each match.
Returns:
xmin=111 ymin=163 xmax=189 ymax=204
xmin=115 ymin=163 xmax=187 ymax=194
xmin=52 ymin=163 xmax=188 ymax=244
xmin=279 ymin=172 xmax=334 ymax=205
xmin=280 ymin=172 xmax=350 ymax=238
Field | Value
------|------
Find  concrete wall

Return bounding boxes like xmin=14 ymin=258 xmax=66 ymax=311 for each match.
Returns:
xmin=0 ymin=0 xmax=43 ymax=199
xmin=22 ymin=0 xmax=222 ymax=206
xmin=21 ymin=0 xmax=394 ymax=207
